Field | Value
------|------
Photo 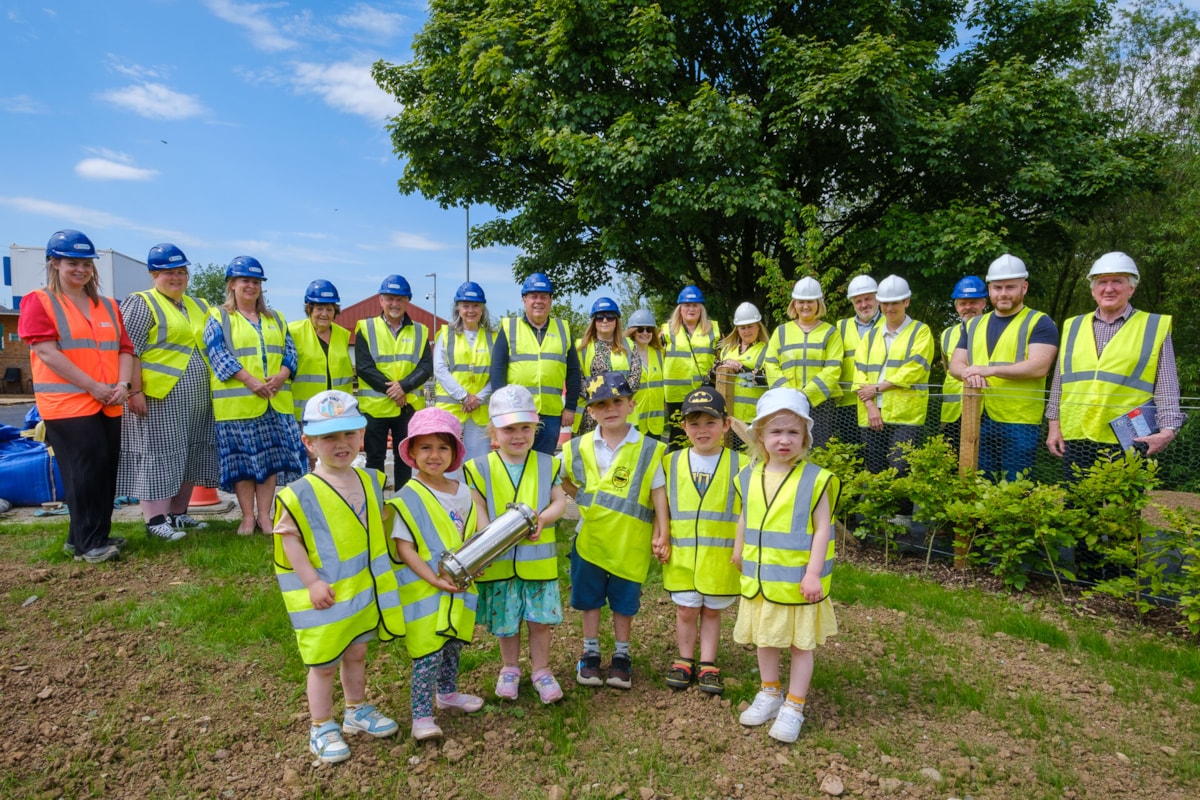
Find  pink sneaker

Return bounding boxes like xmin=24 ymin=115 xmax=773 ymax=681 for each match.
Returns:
xmin=532 ymin=670 xmax=564 ymax=704
xmin=435 ymin=692 xmax=484 ymax=713
xmin=495 ymin=667 xmax=521 ymax=701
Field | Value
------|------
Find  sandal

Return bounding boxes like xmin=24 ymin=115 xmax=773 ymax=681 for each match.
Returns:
xmin=664 ymin=658 xmax=695 ymax=690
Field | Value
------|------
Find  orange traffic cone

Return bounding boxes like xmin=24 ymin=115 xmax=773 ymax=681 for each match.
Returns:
xmin=190 ymin=486 xmax=221 ymax=506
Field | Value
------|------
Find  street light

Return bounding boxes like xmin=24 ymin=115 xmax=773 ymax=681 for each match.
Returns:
xmin=424 ymin=272 xmax=437 ymax=343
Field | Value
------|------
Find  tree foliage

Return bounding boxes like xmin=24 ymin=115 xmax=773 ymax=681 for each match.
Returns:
xmin=375 ymin=0 xmax=1159 ymax=322
xmin=189 ymin=263 xmax=228 ymax=308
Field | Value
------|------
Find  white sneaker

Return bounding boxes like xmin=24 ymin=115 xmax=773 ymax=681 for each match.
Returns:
xmin=739 ymin=690 xmax=784 ymax=727
xmin=435 ymin=692 xmax=484 ymax=712
xmin=146 ymin=516 xmax=186 ymax=541
xmin=309 ymin=721 xmax=351 ymax=763
xmin=768 ymin=704 xmax=804 ymax=743
xmin=411 ymin=716 xmax=443 ymax=741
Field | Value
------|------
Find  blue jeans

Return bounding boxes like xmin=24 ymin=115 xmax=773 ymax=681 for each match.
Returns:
xmin=979 ymin=417 xmax=1040 ymax=482
xmin=533 ymin=413 xmax=562 ymax=455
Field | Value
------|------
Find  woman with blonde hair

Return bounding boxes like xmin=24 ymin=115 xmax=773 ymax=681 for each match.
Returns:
xmin=661 ymin=286 xmax=720 ymax=448
xmin=574 ymin=297 xmax=641 ymax=434
xmin=625 ymin=308 xmax=665 ymax=438
xmin=714 ymin=302 xmax=770 ymax=434
xmin=433 ymin=281 xmax=495 ymax=460
xmin=764 ymin=277 xmax=844 ymax=448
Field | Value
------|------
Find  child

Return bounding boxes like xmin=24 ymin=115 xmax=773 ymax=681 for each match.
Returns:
xmin=732 ymin=387 xmax=840 ymax=744
xmin=562 ymin=371 xmax=669 ymax=690
xmin=273 ymin=390 xmax=404 ymax=764
xmin=386 ymin=407 xmax=487 ymax=741
xmin=662 ymin=388 xmax=747 ymax=695
xmin=464 ymin=384 xmax=569 ymax=703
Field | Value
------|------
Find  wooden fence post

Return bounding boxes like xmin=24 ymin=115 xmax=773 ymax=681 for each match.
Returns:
xmin=955 ymin=386 xmax=982 ymax=569
xmin=714 ymin=366 xmax=738 ymax=449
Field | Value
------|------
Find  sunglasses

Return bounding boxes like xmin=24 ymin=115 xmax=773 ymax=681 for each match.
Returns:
xmin=633 ymin=326 xmax=655 ymax=334
xmin=594 ymin=314 xmax=619 ymax=322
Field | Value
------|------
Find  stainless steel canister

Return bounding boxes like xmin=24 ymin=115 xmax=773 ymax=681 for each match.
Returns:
xmin=437 ymin=502 xmax=539 ymax=590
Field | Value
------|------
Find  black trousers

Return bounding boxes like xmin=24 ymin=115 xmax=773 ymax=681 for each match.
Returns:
xmin=43 ymin=412 xmax=121 ymax=554
xmin=364 ymin=406 xmax=415 ymax=488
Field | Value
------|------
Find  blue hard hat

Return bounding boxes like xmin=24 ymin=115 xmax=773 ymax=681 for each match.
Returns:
xmin=225 ymin=256 xmax=267 ymax=281
xmin=520 ymin=272 xmax=554 ymax=296
xmin=951 ymin=276 xmax=987 ymax=299
xmin=147 ymin=243 xmax=190 ymax=271
xmin=46 ymin=229 xmax=98 ymax=260
xmin=584 ymin=370 xmax=634 ymax=405
xmin=453 ymin=281 xmax=486 ymax=303
xmin=591 ymin=297 xmax=620 ymax=316
xmin=677 ymin=285 xmax=705 ymax=304
xmin=304 ymin=279 xmax=340 ymax=304
xmin=379 ymin=274 xmax=412 ymax=296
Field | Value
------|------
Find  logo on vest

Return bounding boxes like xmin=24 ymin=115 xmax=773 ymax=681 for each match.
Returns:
xmin=611 ymin=466 xmax=631 ymax=489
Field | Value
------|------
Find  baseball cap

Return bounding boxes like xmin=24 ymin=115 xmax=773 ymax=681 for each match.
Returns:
xmin=681 ymin=387 xmax=726 ymax=419
xmin=490 ymin=384 xmax=540 ymax=427
xmin=584 ymin=371 xmax=633 ymax=406
xmin=752 ymin=387 xmax=813 ymax=427
xmin=302 ymin=390 xmax=367 ymax=436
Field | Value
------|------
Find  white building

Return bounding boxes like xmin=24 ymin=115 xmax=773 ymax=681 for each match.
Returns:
xmin=5 ymin=244 xmax=146 ymax=310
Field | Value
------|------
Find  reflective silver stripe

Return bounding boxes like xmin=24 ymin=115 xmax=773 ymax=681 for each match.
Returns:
xmin=212 ymin=387 xmax=255 ymax=399
xmin=944 ymin=394 xmax=961 ymax=403
xmin=568 ymin=437 xmax=586 ymax=487
xmin=1060 ymin=312 xmax=1160 ymax=393
xmin=642 ymin=409 xmax=665 ymax=419
xmin=43 ymin=293 xmax=121 ymax=351
xmin=697 ymin=534 xmax=734 ymax=547
xmin=332 ymin=376 xmax=353 ymax=387
xmin=671 ymin=535 xmax=697 ymax=547
xmin=662 ymin=378 xmax=695 ymax=387
xmin=33 ymin=382 xmax=87 ymax=394
xmin=217 ymin=309 xmax=259 ymax=358
xmin=403 ymin=593 xmax=442 ymax=624
xmin=277 ymin=571 xmax=307 ymax=592
xmin=142 ymin=361 xmax=185 ymax=378
xmin=589 ymin=437 xmax=659 ymax=523
xmin=288 ymin=583 xmax=377 ymax=629
xmin=292 ymin=480 xmax=369 ymax=584
xmin=139 ymin=291 xmax=194 ymax=357
xmin=292 ymin=374 xmax=328 ymax=384
xmin=515 ymin=542 xmax=557 ymax=562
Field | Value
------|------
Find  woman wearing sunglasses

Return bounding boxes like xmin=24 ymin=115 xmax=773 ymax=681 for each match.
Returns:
xmin=574 ymin=297 xmax=642 ymax=434
xmin=625 ymin=308 xmax=665 ymax=439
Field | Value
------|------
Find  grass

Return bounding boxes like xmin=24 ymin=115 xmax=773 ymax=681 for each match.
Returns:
xmin=2 ymin=515 xmax=1198 ymax=799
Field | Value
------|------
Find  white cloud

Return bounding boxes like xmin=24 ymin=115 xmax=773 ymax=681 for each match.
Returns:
xmin=99 ymin=83 xmax=206 ymax=120
xmin=0 ymin=196 xmax=201 ymax=245
xmin=75 ymin=158 xmax=159 ymax=181
xmin=1 ymin=94 xmax=47 ymax=114
xmin=229 ymin=238 xmax=367 ymax=265
xmin=292 ymin=61 xmax=401 ymax=120
xmin=337 ymin=4 xmax=405 ymax=38
xmin=205 ymin=0 xmax=297 ymax=52
xmin=386 ymin=231 xmax=448 ymax=251
xmin=105 ymin=56 xmax=167 ymax=81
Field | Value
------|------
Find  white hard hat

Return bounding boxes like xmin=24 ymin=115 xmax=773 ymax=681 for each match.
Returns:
xmin=732 ymin=302 xmax=762 ymax=326
xmin=1088 ymin=251 xmax=1139 ymax=279
xmin=752 ymin=387 xmax=813 ymax=426
xmin=875 ymin=274 xmax=911 ymax=302
xmin=986 ymin=254 xmax=1029 ymax=282
xmin=847 ymin=274 xmax=878 ymax=298
xmin=791 ymin=276 xmax=823 ymax=301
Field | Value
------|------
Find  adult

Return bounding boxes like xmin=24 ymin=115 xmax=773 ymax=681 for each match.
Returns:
xmin=433 ymin=281 xmax=494 ymax=461
xmin=625 ymin=308 xmax=665 ymax=439
xmin=834 ymin=275 xmax=880 ymax=446
xmin=853 ymin=276 xmax=934 ymax=515
xmin=661 ymin=285 xmax=720 ymax=448
xmin=951 ymin=255 xmax=1058 ymax=481
xmin=575 ymin=297 xmax=642 ymax=435
xmin=204 ymin=256 xmax=306 ymax=535
xmin=355 ymin=274 xmax=432 ymax=488
xmin=117 ymin=243 xmax=218 ymax=541
xmin=764 ymin=278 xmax=844 ymax=449
xmin=938 ymin=276 xmax=988 ymax=449
xmin=289 ymin=280 xmax=353 ymax=419
xmin=18 ymin=229 xmax=134 ymax=563
xmin=716 ymin=302 xmax=769 ymax=428
xmin=489 ymin=272 xmax=581 ymax=455
xmin=1046 ymin=252 xmax=1185 ymax=477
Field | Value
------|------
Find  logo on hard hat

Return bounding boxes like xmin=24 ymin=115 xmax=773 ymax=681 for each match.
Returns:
xmin=73 ymin=243 xmax=90 ymax=251
xmin=169 ymin=255 xmax=184 ymax=263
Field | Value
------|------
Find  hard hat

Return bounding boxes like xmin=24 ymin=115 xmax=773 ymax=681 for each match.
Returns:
xmin=677 ymin=285 xmax=705 ymax=304
xmin=46 ymin=229 xmax=97 ymax=260
xmin=627 ymin=308 xmax=656 ymax=328
xmin=875 ymin=275 xmax=911 ymax=302
xmin=489 ymin=384 xmax=539 ymax=427
xmin=986 ymin=254 xmax=1028 ymax=282
xmin=846 ymin=275 xmax=878 ymax=298
xmin=304 ymin=279 xmax=340 ymax=304
xmin=147 ymin=243 xmax=190 ymax=271
xmin=379 ymin=274 xmax=411 ymax=296
xmin=732 ymin=302 xmax=762 ymax=326
xmin=951 ymin=276 xmax=987 ymax=299
xmin=521 ymin=272 xmax=554 ymax=295
xmin=752 ymin=387 xmax=812 ymax=426
xmin=591 ymin=297 xmax=620 ymax=316
xmin=225 ymin=256 xmax=267 ymax=281
xmin=1088 ymin=251 xmax=1139 ymax=278
xmin=584 ymin=371 xmax=634 ymax=405
xmin=453 ymin=281 xmax=486 ymax=303
xmin=791 ymin=277 xmax=823 ymax=300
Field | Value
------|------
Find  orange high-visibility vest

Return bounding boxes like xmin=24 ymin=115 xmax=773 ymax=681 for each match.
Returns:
xmin=27 ymin=289 xmax=124 ymax=419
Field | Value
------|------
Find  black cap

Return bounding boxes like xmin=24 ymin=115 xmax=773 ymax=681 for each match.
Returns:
xmin=681 ymin=387 xmax=726 ymax=418
xmin=585 ymin=371 xmax=634 ymax=405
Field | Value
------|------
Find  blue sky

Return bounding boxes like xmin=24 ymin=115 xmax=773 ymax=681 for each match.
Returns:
xmin=0 ymin=0 xmax=615 ymax=322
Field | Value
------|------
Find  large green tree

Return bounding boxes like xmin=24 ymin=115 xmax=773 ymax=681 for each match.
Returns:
xmin=375 ymin=0 xmax=1159 ymax=321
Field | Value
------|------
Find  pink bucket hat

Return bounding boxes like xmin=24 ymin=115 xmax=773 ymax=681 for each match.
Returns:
xmin=398 ymin=407 xmax=466 ymax=472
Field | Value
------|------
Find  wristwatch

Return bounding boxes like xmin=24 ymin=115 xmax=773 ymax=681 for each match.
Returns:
xmin=119 ymin=381 xmax=132 ymax=390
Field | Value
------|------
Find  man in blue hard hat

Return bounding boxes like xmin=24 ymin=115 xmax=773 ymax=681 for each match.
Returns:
xmin=938 ymin=276 xmax=987 ymax=450
xmin=354 ymin=274 xmax=433 ymax=488
xmin=950 ymin=255 xmax=1058 ymax=481
xmin=489 ymin=272 xmax=582 ymax=454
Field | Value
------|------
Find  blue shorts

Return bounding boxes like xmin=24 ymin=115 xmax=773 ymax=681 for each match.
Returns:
xmin=569 ymin=547 xmax=642 ymax=617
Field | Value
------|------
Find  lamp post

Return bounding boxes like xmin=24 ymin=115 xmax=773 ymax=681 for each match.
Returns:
xmin=425 ymin=272 xmax=438 ymax=343
xmin=465 ymin=205 xmax=470 ymax=282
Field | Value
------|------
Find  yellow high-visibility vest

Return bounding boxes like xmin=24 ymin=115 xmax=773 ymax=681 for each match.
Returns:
xmin=662 ymin=448 xmax=746 ymax=595
xmin=434 ymin=326 xmax=494 ymax=426
xmin=501 ymin=316 xmax=571 ymax=416
xmin=940 ymin=324 xmax=964 ymax=424
xmin=134 ymin=289 xmax=209 ymax=399
xmin=836 ymin=316 xmax=878 ymax=407
xmin=765 ymin=321 xmax=844 ymax=410
xmin=463 ymin=450 xmax=560 ymax=582
xmin=964 ymin=307 xmax=1051 ymax=425
xmin=632 ymin=347 xmax=665 ymax=435
xmin=853 ymin=320 xmax=934 ymax=426
xmin=661 ymin=322 xmax=720 ymax=403
xmin=288 ymin=319 xmax=353 ymax=419
xmin=573 ymin=338 xmax=634 ymax=433
xmin=355 ymin=316 xmax=428 ymax=418
xmin=208 ymin=307 xmax=293 ymax=422
xmin=720 ymin=342 xmax=768 ymax=424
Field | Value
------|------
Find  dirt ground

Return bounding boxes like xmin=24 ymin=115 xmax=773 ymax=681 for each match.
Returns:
xmin=1 ymin=526 xmax=1196 ymax=800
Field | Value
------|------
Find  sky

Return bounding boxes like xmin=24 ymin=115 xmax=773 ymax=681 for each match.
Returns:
xmin=0 ymin=0 xmax=616 ymax=323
